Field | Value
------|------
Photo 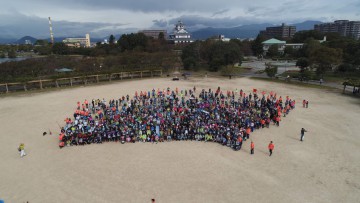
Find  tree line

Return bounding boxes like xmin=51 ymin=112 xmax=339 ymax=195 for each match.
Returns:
xmin=0 ymin=32 xmax=177 ymax=83
xmin=181 ymin=39 xmax=248 ymax=72
xmin=251 ymin=30 xmax=360 ymax=79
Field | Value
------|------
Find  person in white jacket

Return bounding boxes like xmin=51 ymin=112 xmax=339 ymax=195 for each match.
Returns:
xmin=18 ymin=143 xmax=26 ymax=158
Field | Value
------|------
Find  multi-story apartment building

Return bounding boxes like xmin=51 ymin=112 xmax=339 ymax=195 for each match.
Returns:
xmin=63 ymin=34 xmax=91 ymax=48
xmin=138 ymin=30 xmax=167 ymax=39
xmin=314 ymin=20 xmax=360 ymax=40
xmin=260 ymin=23 xmax=296 ymax=39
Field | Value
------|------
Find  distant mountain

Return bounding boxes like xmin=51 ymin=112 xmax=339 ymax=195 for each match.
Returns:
xmin=191 ymin=23 xmax=273 ymax=40
xmin=0 ymin=38 xmax=17 ymax=44
xmin=292 ymin=20 xmax=322 ymax=31
xmin=191 ymin=21 xmax=322 ymax=40
xmin=6 ymin=36 xmax=105 ymax=45
xmin=14 ymin=36 xmax=38 ymax=44
xmin=1 ymin=20 xmax=323 ymax=44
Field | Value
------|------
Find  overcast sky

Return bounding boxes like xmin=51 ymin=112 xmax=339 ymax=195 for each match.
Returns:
xmin=0 ymin=0 xmax=359 ymax=38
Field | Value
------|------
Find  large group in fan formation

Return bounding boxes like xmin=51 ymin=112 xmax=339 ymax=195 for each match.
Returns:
xmin=58 ymin=86 xmax=295 ymax=151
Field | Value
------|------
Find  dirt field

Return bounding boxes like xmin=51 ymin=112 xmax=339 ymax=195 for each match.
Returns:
xmin=0 ymin=77 xmax=359 ymax=203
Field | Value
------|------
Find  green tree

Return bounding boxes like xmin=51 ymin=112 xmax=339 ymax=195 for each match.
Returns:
xmin=34 ymin=45 xmax=51 ymax=55
xmin=296 ymin=57 xmax=311 ymax=81
xmin=301 ymin=38 xmax=321 ymax=58
xmin=291 ymin=30 xmax=324 ymax=43
xmin=310 ymin=46 xmax=342 ymax=76
xmin=109 ymin=35 xmax=115 ymax=45
xmin=52 ymin=43 xmax=69 ymax=55
xmin=183 ymin=57 xmax=197 ymax=70
xmin=118 ymin=33 xmax=148 ymax=51
xmin=337 ymin=63 xmax=356 ymax=73
xmin=267 ymin=44 xmax=279 ymax=57
xmin=35 ymin=40 xmax=49 ymax=46
xmin=158 ymin=32 xmax=165 ymax=40
xmin=265 ymin=64 xmax=278 ymax=78
xmin=209 ymin=57 xmax=224 ymax=72
xmin=0 ymin=52 xmax=5 ymax=58
xmin=7 ymin=49 xmax=16 ymax=58
xmin=296 ymin=57 xmax=310 ymax=72
xmin=284 ymin=46 xmax=294 ymax=57
xmin=251 ymin=34 xmax=267 ymax=57
xmin=181 ymin=42 xmax=200 ymax=62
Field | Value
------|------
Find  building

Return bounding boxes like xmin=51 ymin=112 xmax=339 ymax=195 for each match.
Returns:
xmin=260 ymin=23 xmax=296 ymax=39
xmin=217 ymin=35 xmax=231 ymax=42
xmin=168 ymin=21 xmax=193 ymax=44
xmin=314 ymin=20 xmax=360 ymax=40
xmin=262 ymin=38 xmax=287 ymax=55
xmin=262 ymin=36 xmax=327 ymax=55
xmin=25 ymin=40 xmax=32 ymax=45
xmin=139 ymin=30 xmax=167 ymax=39
xmin=63 ymin=34 xmax=91 ymax=48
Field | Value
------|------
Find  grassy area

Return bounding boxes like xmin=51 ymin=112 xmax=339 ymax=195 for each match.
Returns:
xmin=280 ymin=70 xmax=360 ymax=84
xmin=220 ymin=66 xmax=251 ymax=76
xmin=250 ymin=77 xmax=336 ymax=90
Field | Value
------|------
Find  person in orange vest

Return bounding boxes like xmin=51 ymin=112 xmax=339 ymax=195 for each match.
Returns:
xmin=77 ymin=101 xmax=80 ymax=110
xmin=268 ymin=141 xmax=274 ymax=156
xmin=84 ymin=99 xmax=88 ymax=108
xmin=246 ymin=127 xmax=251 ymax=139
xmin=260 ymin=118 xmax=265 ymax=128
xmin=275 ymin=116 xmax=281 ymax=126
xmin=237 ymin=135 xmax=243 ymax=150
xmin=250 ymin=141 xmax=254 ymax=155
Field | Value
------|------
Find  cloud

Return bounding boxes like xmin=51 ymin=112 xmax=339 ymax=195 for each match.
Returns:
xmin=0 ymin=13 xmax=131 ymax=39
xmin=152 ymin=19 xmax=168 ymax=28
xmin=167 ymin=15 xmax=268 ymax=30
xmin=0 ymin=0 xmax=359 ymax=39
xmin=211 ymin=9 xmax=229 ymax=17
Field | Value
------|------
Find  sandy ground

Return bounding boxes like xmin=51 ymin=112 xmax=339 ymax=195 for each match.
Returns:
xmin=0 ymin=77 xmax=360 ymax=203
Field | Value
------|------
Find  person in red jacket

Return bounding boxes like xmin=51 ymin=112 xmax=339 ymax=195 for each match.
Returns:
xmin=275 ymin=116 xmax=281 ymax=126
xmin=250 ymin=141 xmax=254 ymax=155
xmin=268 ymin=141 xmax=274 ymax=156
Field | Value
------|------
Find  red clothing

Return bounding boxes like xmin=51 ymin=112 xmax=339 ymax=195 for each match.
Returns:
xmin=268 ymin=143 xmax=274 ymax=150
xmin=251 ymin=142 xmax=254 ymax=149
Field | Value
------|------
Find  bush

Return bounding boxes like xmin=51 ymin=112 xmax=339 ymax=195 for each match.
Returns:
xmin=220 ymin=66 xmax=236 ymax=76
xmin=337 ymin=64 xmax=356 ymax=73
xmin=265 ymin=65 xmax=278 ymax=78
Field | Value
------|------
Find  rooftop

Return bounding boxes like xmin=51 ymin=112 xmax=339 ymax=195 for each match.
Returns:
xmin=262 ymin=38 xmax=286 ymax=44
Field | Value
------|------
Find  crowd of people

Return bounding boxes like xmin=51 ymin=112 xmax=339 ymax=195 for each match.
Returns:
xmin=58 ymin=86 xmax=295 ymax=152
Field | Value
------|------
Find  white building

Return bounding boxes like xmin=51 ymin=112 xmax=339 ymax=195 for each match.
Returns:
xmin=63 ymin=34 xmax=91 ymax=48
xmin=169 ymin=21 xmax=193 ymax=44
xmin=262 ymin=36 xmax=327 ymax=55
xmin=262 ymin=38 xmax=287 ymax=55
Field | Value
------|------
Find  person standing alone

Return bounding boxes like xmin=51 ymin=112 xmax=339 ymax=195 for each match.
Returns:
xmin=18 ymin=143 xmax=26 ymax=158
xmin=250 ymin=141 xmax=254 ymax=155
xmin=268 ymin=141 xmax=274 ymax=156
xmin=300 ymin=128 xmax=308 ymax=141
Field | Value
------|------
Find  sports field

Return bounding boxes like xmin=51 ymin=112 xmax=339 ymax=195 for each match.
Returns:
xmin=0 ymin=77 xmax=359 ymax=203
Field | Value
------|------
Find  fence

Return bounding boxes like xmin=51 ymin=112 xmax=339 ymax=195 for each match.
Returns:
xmin=0 ymin=69 xmax=163 ymax=93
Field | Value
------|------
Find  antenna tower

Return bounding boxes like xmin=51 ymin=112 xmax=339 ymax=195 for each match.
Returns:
xmin=48 ymin=17 xmax=54 ymax=44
